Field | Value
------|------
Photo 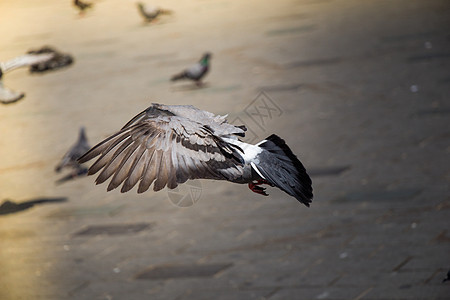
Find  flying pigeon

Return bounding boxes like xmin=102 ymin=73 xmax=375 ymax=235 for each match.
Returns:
xmin=171 ymin=53 xmax=211 ymax=86
xmin=137 ymin=2 xmax=172 ymax=22
xmin=73 ymin=0 xmax=93 ymax=15
xmin=56 ymin=127 xmax=91 ymax=174
xmin=79 ymin=103 xmax=313 ymax=206
xmin=0 ymin=53 xmax=54 ymax=104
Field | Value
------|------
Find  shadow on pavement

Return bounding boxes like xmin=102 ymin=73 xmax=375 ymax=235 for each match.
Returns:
xmin=170 ymin=82 xmax=210 ymax=92
xmin=0 ymin=197 xmax=68 ymax=216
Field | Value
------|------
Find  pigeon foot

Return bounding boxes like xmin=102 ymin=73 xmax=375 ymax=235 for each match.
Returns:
xmin=248 ymin=179 xmax=273 ymax=196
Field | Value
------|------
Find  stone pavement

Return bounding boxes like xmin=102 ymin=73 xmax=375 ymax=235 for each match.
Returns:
xmin=0 ymin=0 xmax=449 ymax=299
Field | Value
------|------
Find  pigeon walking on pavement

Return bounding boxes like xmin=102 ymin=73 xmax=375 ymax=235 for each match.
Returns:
xmin=73 ymin=0 xmax=93 ymax=15
xmin=171 ymin=53 xmax=211 ymax=86
xmin=55 ymin=127 xmax=91 ymax=182
xmin=0 ymin=53 xmax=54 ymax=104
xmin=79 ymin=103 xmax=313 ymax=206
xmin=137 ymin=2 xmax=172 ymax=23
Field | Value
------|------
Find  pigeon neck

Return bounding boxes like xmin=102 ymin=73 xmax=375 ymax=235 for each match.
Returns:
xmin=200 ymin=57 xmax=209 ymax=66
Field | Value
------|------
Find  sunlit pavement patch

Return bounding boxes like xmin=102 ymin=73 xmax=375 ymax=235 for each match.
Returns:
xmin=265 ymin=25 xmax=317 ymax=36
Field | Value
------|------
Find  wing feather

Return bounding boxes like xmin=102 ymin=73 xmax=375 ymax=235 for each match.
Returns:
xmin=153 ymin=150 xmax=169 ymax=191
xmin=79 ymin=105 xmax=245 ymax=193
xmin=138 ymin=148 xmax=159 ymax=193
xmin=95 ymin=137 xmax=133 ymax=184
xmin=107 ymin=142 xmax=141 ymax=191
xmin=121 ymin=145 xmax=148 ymax=193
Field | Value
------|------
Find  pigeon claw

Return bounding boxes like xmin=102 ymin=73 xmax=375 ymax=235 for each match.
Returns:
xmin=248 ymin=181 xmax=270 ymax=196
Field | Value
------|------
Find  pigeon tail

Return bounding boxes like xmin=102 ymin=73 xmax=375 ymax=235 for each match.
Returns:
xmin=171 ymin=72 xmax=187 ymax=81
xmin=253 ymin=134 xmax=313 ymax=206
xmin=159 ymin=8 xmax=172 ymax=15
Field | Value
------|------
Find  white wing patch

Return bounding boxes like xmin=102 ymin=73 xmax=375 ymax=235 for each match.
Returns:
xmin=250 ymin=162 xmax=266 ymax=179
xmin=255 ymin=139 xmax=267 ymax=146
xmin=222 ymin=138 xmax=262 ymax=162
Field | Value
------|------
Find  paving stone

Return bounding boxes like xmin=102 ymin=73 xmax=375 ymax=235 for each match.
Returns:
xmin=73 ymin=222 xmax=153 ymax=236
xmin=364 ymin=285 xmax=450 ymax=300
xmin=268 ymin=286 xmax=371 ymax=300
xmin=135 ymin=262 xmax=233 ymax=280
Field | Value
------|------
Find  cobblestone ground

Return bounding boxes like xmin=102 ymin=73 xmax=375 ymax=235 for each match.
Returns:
xmin=0 ymin=0 xmax=449 ymax=299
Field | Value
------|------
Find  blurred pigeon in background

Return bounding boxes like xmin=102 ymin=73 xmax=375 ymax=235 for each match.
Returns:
xmin=73 ymin=0 xmax=93 ymax=15
xmin=55 ymin=127 xmax=90 ymax=183
xmin=171 ymin=53 xmax=211 ymax=86
xmin=27 ymin=46 xmax=74 ymax=73
xmin=79 ymin=103 xmax=313 ymax=206
xmin=0 ymin=53 xmax=54 ymax=104
xmin=137 ymin=2 xmax=172 ymax=23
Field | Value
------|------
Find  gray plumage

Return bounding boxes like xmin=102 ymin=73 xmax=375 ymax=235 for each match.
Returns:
xmin=79 ymin=103 xmax=313 ymax=206
xmin=27 ymin=46 xmax=74 ymax=73
xmin=56 ymin=127 xmax=91 ymax=172
xmin=73 ymin=0 xmax=93 ymax=14
xmin=137 ymin=2 xmax=172 ymax=22
xmin=171 ymin=53 xmax=211 ymax=84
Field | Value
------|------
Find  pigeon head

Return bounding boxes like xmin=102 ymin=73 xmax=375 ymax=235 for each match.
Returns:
xmin=200 ymin=53 xmax=211 ymax=65
xmin=79 ymin=126 xmax=87 ymax=140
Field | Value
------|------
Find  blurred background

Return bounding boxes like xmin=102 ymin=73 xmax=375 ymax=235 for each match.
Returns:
xmin=0 ymin=0 xmax=449 ymax=299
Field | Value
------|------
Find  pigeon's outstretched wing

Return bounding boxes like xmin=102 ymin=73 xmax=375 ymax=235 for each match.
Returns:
xmin=79 ymin=105 xmax=245 ymax=193
xmin=0 ymin=81 xmax=24 ymax=104
xmin=0 ymin=53 xmax=54 ymax=104
xmin=125 ymin=103 xmax=245 ymax=137
xmin=0 ymin=53 xmax=54 ymax=74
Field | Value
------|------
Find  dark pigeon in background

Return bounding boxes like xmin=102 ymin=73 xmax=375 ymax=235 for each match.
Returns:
xmin=73 ymin=0 xmax=93 ymax=15
xmin=79 ymin=103 xmax=313 ymax=206
xmin=27 ymin=46 xmax=74 ymax=74
xmin=55 ymin=127 xmax=90 ymax=183
xmin=137 ymin=2 xmax=172 ymax=23
xmin=171 ymin=53 xmax=211 ymax=86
